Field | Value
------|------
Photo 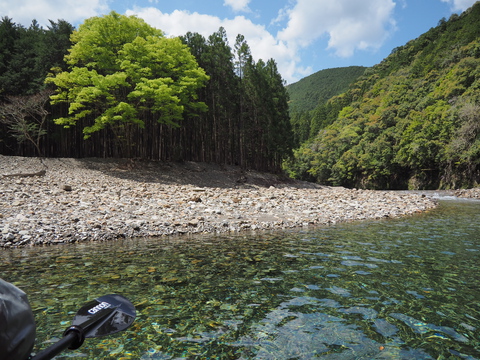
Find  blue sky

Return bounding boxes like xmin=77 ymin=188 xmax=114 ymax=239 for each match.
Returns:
xmin=0 ymin=0 xmax=477 ymax=83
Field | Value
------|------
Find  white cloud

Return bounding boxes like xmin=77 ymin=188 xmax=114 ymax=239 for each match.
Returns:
xmin=126 ymin=7 xmax=306 ymax=83
xmin=278 ymin=0 xmax=396 ymax=57
xmin=223 ymin=0 xmax=251 ymax=13
xmin=128 ymin=1 xmax=398 ymax=83
xmin=440 ymin=0 xmax=477 ymax=11
xmin=0 ymin=0 xmax=406 ymax=83
xmin=126 ymin=8 xmax=222 ymax=37
xmin=0 ymin=0 xmax=108 ymax=27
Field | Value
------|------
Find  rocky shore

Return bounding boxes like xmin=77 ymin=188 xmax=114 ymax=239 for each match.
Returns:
xmin=455 ymin=188 xmax=480 ymax=199
xmin=1 ymin=156 xmax=438 ymax=248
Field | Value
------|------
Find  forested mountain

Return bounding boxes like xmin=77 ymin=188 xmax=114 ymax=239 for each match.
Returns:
xmin=0 ymin=13 xmax=292 ymax=173
xmin=286 ymin=66 xmax=366 ymax=113
xmin=287 ymin=66 xmax=366 ymax=146
xmin=285 ymin=2 xmax=480 ymax=190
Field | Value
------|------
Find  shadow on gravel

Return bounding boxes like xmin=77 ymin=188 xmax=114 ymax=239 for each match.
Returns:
xmin=75 ymin=158 xmax=323 ymax=189
xmin=0 ymin=155 xmax=325 ymax=189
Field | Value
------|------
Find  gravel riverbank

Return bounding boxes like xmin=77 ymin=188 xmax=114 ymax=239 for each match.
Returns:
xmin=1 ymin=156 xmax=437 ymax=248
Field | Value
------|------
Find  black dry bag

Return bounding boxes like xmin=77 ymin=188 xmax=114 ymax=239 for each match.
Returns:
xmin=0 ymin=278 xmax=36 ymax=360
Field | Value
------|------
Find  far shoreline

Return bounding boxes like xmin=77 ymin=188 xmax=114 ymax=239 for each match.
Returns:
xmin=0 ymin=155 xmax=442 ymax=249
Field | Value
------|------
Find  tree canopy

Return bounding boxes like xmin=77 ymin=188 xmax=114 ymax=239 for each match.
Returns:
xmin=0 ymin=17 xmax=73 ymax=97
xmin=1 ymin=14 xmax=293 ymax=173
xmin=47 ymin=11 xmax=209 ymax=153
xmin=0 ymin=16 xmax=74 ymax=154
xmin=180 ymin=27 xmax=293 ymax=171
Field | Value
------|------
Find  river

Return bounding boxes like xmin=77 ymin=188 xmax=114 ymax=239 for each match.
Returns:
xmin=1 ymin=198 xmax=479 ymax=359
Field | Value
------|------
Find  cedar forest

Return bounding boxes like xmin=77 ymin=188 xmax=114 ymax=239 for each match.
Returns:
xmin=1 ymin=3 xmax=480 ymax=190
xmin=0 ymin=12 xmax=292 ymax=173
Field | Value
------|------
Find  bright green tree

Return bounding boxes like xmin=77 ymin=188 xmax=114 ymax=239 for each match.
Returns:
xmin=48 ymin=11 xmax=208 ymax=155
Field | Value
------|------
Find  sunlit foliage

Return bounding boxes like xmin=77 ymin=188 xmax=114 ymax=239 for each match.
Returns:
xmin=285 ymin=3 xmax=480 ymax=189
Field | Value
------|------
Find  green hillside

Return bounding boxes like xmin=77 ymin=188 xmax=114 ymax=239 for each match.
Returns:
xmin=287 ymin=66 xmax=366 ymax=146
xmin=285 ymin=2 xmax=480 ymax=190
xmin=286 ymin=66 xmax=366 ymax=113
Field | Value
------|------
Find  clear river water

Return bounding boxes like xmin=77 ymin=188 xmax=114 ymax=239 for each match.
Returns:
xmin=1 ymin=199 xmax=479 ymax=359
